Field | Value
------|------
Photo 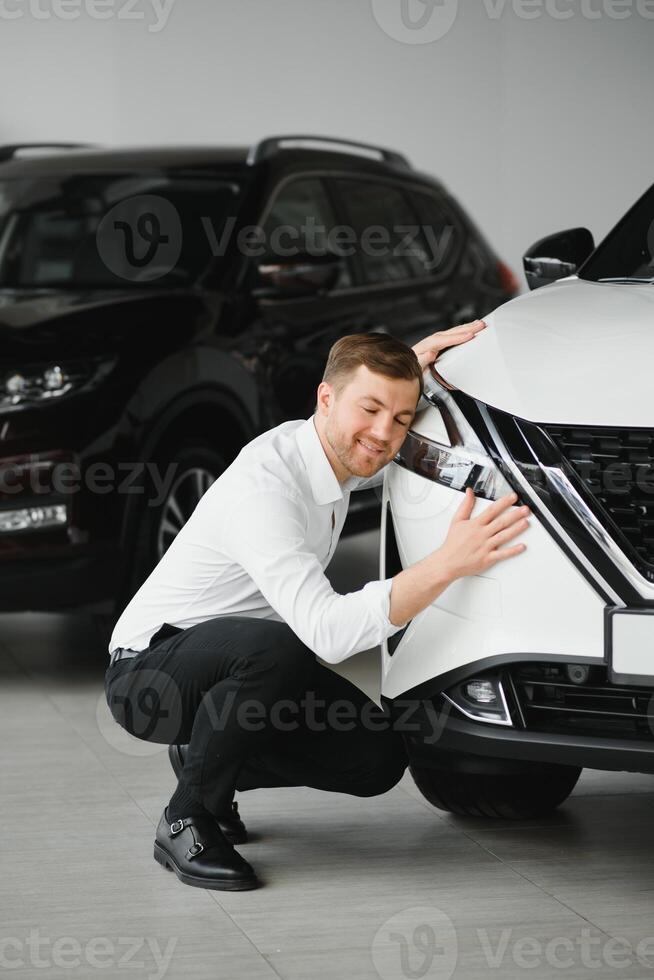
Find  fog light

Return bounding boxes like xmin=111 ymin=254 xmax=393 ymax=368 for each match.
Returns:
xmin=445 ymin=674 xmax=513 ymax=727
xmin=0 ymin=504 xmax=67 ymax=532
xmin=464 ymin=679 xmax=498 ymax=704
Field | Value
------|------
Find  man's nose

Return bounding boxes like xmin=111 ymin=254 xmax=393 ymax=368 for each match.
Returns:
xmin=368 ymin=414 xmax=394 ymax=443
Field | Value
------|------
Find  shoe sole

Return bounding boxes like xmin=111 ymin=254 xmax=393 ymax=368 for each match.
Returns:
xmin=153 ymin=841 xmax=259 ymax=891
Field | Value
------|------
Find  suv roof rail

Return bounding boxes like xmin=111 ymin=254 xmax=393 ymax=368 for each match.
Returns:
xmin=0 ymin=142 xmax=96 ymax=163
xmin=247 ymin=135 xmax=411 ymax=170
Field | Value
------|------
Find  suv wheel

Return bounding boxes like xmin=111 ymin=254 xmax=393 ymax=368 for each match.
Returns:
xmin=155 ymin=459 xmax=218 ymax=559
xmin=409 ymin=761 xmax=582 ymax=819
xmin=124 ymin=442 xmax=226 ymax=600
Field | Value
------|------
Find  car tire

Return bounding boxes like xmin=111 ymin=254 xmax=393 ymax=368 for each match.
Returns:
xmin=409 ymin=761 xmax=582 ymax=819
xmin=120 ymin=442 xmax=226 ymax=605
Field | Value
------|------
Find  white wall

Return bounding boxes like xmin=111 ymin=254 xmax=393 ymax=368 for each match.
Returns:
xmin=0 ymin=0 xmax=652 ymax=290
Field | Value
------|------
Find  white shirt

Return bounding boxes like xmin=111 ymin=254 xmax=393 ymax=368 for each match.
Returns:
xmin=109 ymin=416 xmax=403 ymax=664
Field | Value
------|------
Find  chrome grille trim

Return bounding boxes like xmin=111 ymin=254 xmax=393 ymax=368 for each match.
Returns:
xmin=478 ymin=405 xmax=625 ymax=604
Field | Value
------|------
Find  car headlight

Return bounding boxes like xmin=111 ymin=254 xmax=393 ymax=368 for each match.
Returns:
xmin=0 ymin=357 xmax=116 ymax=412
xmin=394 ymin=370 xmax=513 ymax=501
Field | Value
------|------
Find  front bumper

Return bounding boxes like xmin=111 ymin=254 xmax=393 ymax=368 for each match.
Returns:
xmin=403 ymin=699 xmax=654 ymax=774
xmin=0 ymin=429 xmax=126 ymax=610
xmin=381 ymin=651 xmax=654 ymax=774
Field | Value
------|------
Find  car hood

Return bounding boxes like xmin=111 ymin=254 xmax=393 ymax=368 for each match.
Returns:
xmin=0 ymin=288 xmax=212 ymax=361
xmin=436 ymin=277 xmax=654 ymax=427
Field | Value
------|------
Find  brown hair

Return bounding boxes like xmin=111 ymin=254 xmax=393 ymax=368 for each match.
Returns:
xmin=322 ymin=333 xmax=423 ymax=398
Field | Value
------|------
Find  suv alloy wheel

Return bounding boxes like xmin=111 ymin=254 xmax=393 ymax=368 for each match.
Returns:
xmin=126 ymin=443 xmax=226 ymax=598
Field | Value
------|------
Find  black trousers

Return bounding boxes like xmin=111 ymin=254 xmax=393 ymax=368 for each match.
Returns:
xmin=104 ymin=616 xmax=409 ymax=817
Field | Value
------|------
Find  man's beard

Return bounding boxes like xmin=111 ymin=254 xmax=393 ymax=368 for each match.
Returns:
xmin=324 ymin=419 xmax=392 ymax=478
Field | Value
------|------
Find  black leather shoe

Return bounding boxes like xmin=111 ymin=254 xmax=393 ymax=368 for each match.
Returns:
xmin=167 ymin=743 xmax=249 ymax=845
xmin=153 ymin=810 xmax=259 ymax=891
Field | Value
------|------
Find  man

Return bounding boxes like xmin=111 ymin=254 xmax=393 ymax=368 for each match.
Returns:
xmin=104 ymin=321 xmax=530 ymax=891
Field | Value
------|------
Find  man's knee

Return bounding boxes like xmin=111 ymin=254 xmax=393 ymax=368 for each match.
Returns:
xmin=104 ymin=665 xmax=185 ymax=745
xmin=349 ymin=736 xmax=409 ymax=798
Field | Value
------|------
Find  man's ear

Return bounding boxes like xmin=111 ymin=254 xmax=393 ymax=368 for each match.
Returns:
xmin=316 ymin=381 xmax=333 ymax=417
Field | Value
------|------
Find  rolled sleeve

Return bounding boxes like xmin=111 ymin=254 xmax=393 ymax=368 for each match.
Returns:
xmin=222 ymin=491 xmax=403 ymax=664
xmin=360 ymin=578 xmax=404 ymax=640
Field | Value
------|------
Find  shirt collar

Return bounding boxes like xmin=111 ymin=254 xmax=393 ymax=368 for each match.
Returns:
xmin=296 ymin=415 xmax=356 ymax=506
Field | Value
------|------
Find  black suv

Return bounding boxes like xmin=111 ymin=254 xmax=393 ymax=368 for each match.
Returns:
xmin=0 ymin=136 xmax=517 ymax=620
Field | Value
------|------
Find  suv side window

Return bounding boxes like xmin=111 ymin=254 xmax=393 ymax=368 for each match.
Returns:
xmin=409 ymin=189 xmax=464 ymax=280
xmin=335 ymin=179 xmax=428 ymax=285
xmin=261 ymin=177 xmax=352 ymax=289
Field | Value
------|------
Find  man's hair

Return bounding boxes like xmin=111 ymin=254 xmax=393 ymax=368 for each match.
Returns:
xmin=322 ymin=333 xmax=423 ymax=398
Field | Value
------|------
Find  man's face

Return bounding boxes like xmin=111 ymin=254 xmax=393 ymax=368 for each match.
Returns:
xmin=319 ymin=365 xmax=420 ymax=480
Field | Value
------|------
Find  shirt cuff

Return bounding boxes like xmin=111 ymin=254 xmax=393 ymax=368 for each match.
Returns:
xmin=360 ymin=577 xmax=405 ymax=640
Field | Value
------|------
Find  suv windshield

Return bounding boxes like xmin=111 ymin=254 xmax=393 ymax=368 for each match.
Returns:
xmin=579 ymin=183 xmax=654 ymax=283
xmin=0 ymin=172 xmax=242 ymax=289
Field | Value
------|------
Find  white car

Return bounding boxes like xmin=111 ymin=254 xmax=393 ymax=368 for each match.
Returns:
xmin=378 ymin=187 xmax=654 ymax=819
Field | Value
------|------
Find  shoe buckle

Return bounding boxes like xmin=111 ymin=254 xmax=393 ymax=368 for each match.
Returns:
xmin=186 ymin=842 xmax=204 ymax=859
xmin=169 ymin=819 xmax=185 ymax=835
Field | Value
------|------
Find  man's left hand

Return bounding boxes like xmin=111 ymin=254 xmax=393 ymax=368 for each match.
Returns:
xmin=412 ymin=319 xmax=486 ymax=370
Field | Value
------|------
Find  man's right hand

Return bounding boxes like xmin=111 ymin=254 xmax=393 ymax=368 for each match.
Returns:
xmin=388 ymin=488 xmax=530 ymax=628
xmin=435 ymin=488 xmax=530 ymax=581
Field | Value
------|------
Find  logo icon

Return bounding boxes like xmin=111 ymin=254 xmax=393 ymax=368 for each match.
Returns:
xmin=99 ymin=665 xmax=185 ymax=756
xmin=96 ymin=690 xmax=166 ymax=758
xmin=96 ymin=194 xmax=182 ymax=282
xmin=371 ymin=905 xmax=458 ymax=980
xmin=371 ymin=0 xmax=459 ymax=44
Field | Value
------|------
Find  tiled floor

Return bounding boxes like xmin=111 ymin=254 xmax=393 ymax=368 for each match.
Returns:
xmin=3 ymin=530 xmax=654 ymax=979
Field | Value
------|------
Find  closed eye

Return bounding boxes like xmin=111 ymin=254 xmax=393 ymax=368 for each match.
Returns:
xmin=362 ymin=405 xmax=411 ymax=426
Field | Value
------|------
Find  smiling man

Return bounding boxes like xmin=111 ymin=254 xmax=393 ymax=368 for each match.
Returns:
xmin=104 ymin=320 xmax=530 ymax=892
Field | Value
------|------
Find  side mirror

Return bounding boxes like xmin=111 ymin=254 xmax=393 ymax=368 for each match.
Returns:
xmin=523 ymin=227 xmax=595 ymax=291
xmin=254 ymin=253 xmax=344 ymax=300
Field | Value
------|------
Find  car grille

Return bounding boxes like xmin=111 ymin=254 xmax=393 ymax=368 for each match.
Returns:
xmin=511 ymin=662 xmax=654 ymax=741
xmin=544 ymin=424 xmax=654 ymax=571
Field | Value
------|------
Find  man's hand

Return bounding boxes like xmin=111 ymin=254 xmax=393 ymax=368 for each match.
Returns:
xmin=435 ymin=488 xmax=530 ymax=580
xmin=412 ymin=320 xmax=486 ymax=370
xmin=388 ymin=488 xmax=529 ymax=628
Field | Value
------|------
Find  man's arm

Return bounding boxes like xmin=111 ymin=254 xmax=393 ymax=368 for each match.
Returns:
xmin=222 ymin=487 xmax=530 ymax=662
xmin=222 ymin=490 xmax=402 ymax=664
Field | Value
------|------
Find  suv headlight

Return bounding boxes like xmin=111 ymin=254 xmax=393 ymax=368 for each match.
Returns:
xmin=0 ymin=357 xmax=116 ymax=412
xmin=395 ymin=370 xmax=513 ymax=501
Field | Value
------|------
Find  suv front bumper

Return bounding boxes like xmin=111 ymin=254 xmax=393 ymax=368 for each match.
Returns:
xmin=402 ymin=699 xmax=654 ymax=774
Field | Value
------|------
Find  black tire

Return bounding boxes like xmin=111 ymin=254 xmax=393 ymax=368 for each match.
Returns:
xmin=120 ymin=442 xmax=226 ymax=604
xmin=410 ymin=761 xmax=582 ymax=819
